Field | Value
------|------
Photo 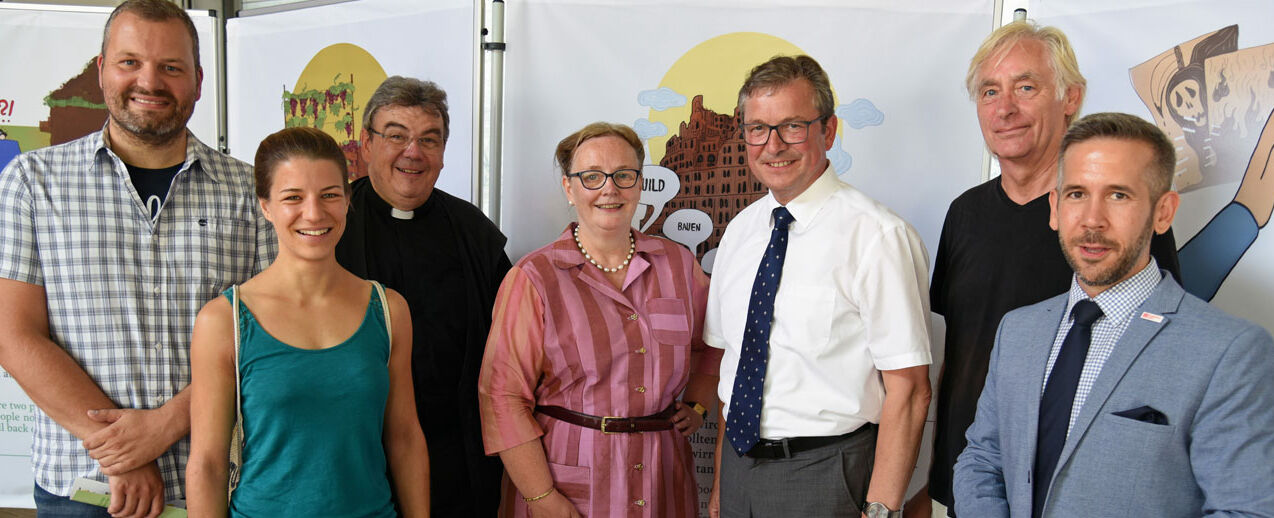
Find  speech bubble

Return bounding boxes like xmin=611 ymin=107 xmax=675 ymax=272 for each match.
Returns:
xmin=663 ymin=209 xmax=713 ymax=252
xmin=700 ymin=248 xmax=718 ymax=275
xmin=634 ymin=165 xmax=681 ymax=232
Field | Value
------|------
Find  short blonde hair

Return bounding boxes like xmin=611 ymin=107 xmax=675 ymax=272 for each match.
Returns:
xmin=554 ymin=122 xmax=644 ymax=175
xmin=966 ymin=21 xmax=1086 ymax=120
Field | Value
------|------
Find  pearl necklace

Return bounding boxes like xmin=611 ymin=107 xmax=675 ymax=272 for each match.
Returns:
xmin=574 ymin=226 xmax=635 ymax=273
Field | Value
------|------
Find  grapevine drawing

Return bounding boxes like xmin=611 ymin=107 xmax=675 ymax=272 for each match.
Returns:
xmin=281 ymin=72 xmax=365 ymax=179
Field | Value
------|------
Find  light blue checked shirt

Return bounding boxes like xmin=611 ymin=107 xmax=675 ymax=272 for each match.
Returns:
xmin=0 ymin=129 xmax=276 ymax=500
xmin=1043 ymin=258 xmax=1162 ymax=437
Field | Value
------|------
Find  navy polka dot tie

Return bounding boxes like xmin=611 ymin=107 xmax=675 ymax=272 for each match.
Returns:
xmin=726 ymin=206 xmax=794 ymax=456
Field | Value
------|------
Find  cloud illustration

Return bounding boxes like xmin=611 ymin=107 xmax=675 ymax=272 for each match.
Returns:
xmin=829 ymin=135 xmax=852 ymax=174
xmin=837 ymin=98 xmax=885 ymax=129
xmin=637 ymin=87 xmax=688 ymax=111
xmin=633 ymin=118 xmax=668 ymax=141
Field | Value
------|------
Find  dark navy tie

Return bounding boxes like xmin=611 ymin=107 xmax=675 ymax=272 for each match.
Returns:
xmin=1032 ymin=299 xmax=1103 ymax=518
xmin=726 ymin=206 xmax=794 ymax=457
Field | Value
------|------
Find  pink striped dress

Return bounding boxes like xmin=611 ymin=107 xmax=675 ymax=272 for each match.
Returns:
xmin=479 ymin=224 xmax=720 ymax=517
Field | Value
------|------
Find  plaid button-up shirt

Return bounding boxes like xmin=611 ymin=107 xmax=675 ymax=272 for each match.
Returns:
xmin=0 ymin=129 xmax=276 ymax=500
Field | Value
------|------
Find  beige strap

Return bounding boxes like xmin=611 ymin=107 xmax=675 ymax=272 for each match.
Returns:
xmin=228 ymin=285 xmax=244 ymax=495
xmin=372 ymin=281 xmax=392 ymax=364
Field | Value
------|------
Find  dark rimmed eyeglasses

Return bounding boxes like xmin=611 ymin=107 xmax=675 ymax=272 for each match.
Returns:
xmin=740 ymin=117 xmax=828 ymax=146
xmin=566 ymin=169 xmax=641 ymax=190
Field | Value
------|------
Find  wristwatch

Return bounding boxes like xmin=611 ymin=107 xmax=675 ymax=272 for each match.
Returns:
xmin=683 ymin=400 xmax=708 ymax=418
xmin=864 ymin=502 xmax=901 ymax=518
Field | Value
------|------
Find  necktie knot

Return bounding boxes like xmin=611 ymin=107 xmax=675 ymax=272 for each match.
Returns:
xmin=773 ymin=206 xmax=794 ymax=231
xmin=1071 ymin=299 xmax=1103 ymax=327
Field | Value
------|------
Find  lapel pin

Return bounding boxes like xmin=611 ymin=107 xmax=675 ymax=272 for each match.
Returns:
xmin=1140 ymin=312 xmax=1164 ymax=323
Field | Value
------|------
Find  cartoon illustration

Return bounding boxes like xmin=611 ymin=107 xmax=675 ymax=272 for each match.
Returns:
xmin=0 ymin=128 xmax=20 ymax=171
xmin=283 ymin=43 xmax=386 ymax=181
xmin=632 ymin=32 xmax=883 ymax=271
xmin=0 ymin=58 xmax=111 ymax=171
xmin=1133 ymin=26 xmax=1274 ymax=300
xmin=41 ymin=58 xmax=108 ymax=147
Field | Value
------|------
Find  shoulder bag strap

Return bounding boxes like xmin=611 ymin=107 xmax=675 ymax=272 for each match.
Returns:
xmin=372 ymin=281 xmax=392 ymax=364
xmin=228 ymin=285 xmax=244 ymax=495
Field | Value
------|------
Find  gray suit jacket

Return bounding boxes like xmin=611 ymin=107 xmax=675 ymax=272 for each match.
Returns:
xmin=954 ymin=274 xmax=1274 ymax=517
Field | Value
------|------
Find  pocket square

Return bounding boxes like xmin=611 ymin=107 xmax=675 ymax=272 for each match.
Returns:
xmin=1113 ymin=405 xmax=1169 ymax=425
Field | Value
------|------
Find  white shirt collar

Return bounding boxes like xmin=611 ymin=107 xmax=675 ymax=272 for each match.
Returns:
xmin=761 ymin=162 xmax=839 ymax=231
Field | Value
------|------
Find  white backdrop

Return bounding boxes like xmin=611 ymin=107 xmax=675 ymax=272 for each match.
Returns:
xmin=0 ymin=5 xmax=220 ymax=507
xmin=1032 ymin=0 xmax=1274 ymax=334
xmin=497 ymin=1 xmax=990 ymax=514
xmin=226 ymin=0 xmax=475 ymax=200
xmin=499 ymin=0 xmax=990 ymax=262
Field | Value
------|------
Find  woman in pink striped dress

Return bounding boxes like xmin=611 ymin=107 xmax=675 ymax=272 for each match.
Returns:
xmin=479 ymin=122 xmax=722 ymax=517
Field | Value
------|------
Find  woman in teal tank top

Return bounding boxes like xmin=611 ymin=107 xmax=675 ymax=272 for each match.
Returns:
xmin=185 ymin=128 xmax=430 ymax=517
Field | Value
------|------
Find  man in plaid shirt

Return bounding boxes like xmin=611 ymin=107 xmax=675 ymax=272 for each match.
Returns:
xmin=0 ymin=1 xmax=273 ymax=516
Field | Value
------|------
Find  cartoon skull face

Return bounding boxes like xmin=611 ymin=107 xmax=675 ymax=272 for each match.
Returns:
xmin=1170 ymin=78 xmax=1207 ymax=125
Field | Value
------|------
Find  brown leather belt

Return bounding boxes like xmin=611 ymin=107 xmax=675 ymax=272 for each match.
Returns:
xmin=536 ymin=404 xmax=677 ymax=434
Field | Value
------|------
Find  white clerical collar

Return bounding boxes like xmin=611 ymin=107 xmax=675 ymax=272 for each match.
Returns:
xmin=390 ymin=208 xmax=414 ymax=220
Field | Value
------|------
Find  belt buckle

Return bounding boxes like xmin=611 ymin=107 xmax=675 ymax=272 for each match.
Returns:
xmin=600 ymin=416 xmax=621 ymax=434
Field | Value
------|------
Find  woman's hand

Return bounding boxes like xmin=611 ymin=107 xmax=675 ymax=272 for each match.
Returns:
xmin=528 ymin=490 xmax=582 ymax=518
xmin=671 ymin=401 xmax=705 ymax=436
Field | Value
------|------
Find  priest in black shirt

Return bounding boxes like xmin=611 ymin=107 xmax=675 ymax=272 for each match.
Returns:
xmin=336 ymin=76 xmax=510 ymax=517
xmin=914 ymin=22 xmax=1182 ymax=517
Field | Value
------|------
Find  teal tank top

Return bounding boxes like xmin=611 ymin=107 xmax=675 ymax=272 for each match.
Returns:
xmin=225 ymin=285 xmax=396 ymax=518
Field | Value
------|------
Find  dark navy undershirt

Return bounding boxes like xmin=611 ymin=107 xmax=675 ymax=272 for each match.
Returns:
xmin=126 ymin=163 xmax=181 ymax=221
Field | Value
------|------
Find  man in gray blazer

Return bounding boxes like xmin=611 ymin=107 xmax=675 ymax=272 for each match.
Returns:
xmin=954 ymin=112 xmax=1274 ymax=518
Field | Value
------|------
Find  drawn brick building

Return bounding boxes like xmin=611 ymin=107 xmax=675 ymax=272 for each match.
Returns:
xmin=654 ymin=95 xmax=766 ymax=255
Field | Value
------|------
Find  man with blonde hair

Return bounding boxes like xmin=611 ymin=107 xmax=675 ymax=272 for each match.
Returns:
xmin=920 ymin=21 xmax=1181 ymax=516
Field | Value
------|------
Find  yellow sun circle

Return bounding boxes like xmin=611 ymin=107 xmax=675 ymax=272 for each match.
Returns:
xmin=290 ymin=43 xmax=387 ymax=146
xmin=646 ymin=32 xmax=840 ymax=163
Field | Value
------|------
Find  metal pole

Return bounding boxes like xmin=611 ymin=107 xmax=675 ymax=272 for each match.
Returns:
xmin=478 ymin=0 xmax=505 ymax=225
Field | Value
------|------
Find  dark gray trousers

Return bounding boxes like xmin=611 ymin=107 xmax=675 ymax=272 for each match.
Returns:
xmin=719 ymin=426 xmax=877 ymax=518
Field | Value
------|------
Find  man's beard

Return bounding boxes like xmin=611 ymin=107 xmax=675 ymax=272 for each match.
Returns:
xmin=105 ymin=87 xmax=192 ymax=146
xmin=1060 ymin=216 xmax=1154 ymax=288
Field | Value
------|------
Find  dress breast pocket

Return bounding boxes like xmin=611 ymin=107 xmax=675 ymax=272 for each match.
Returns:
xmin=647 ymin=297 xmax=692 ymax=346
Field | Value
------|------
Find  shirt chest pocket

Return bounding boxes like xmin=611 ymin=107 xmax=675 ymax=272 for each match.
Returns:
xmin=770 ymin=285 xmax=835 ymax=352
xmin=646 ymin=297 xmax=692 ymax=347
xmin=168 ymin=216 xmax=256 ymax=300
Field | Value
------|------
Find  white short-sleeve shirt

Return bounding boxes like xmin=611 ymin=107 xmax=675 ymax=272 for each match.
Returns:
xmin=705 ymin=165 xmax=932 ymax=439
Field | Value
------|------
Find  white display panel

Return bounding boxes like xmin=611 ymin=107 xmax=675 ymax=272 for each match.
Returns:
xmin=226 ymin=0 xmax=475 ymax=200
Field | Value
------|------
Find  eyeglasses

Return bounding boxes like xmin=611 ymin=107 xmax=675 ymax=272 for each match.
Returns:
xmin=367 ymin=127 xmax=444 ymax=151
xmin=740 ymin=117 xmax=827 ymax=146
xmin=566 ymin=169 xmax=641 ymax=190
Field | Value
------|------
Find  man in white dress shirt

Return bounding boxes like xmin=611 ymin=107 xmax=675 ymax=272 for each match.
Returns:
xmin=705 ymin=55 xmax=933 ymax=518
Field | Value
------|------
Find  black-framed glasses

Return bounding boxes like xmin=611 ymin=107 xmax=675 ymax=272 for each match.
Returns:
xmin=566 ymin=169 xmax=641 ymax=190
xmin=740 ymin=117 xmax=827 ymax=146
xmin=367 ymin=126 xmax=444 ymax=151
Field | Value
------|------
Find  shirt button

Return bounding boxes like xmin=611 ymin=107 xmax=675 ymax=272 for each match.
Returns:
xmin=152 ymin=286 xmax=160 ymax=294
xmin=628 ymin=313 xmax=639 ymax=321
xmin=635 ymin=347 xmax=646 ymax=354
xmin=634 ymin=499 xmax=646 ymax=507
xmin=633 ymin=463 xmax=643 ymax=471
xmin=153 ymin=342 xmax=162 ymax=350
xmin=635 ymin=386 xmax=646 ymax=393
